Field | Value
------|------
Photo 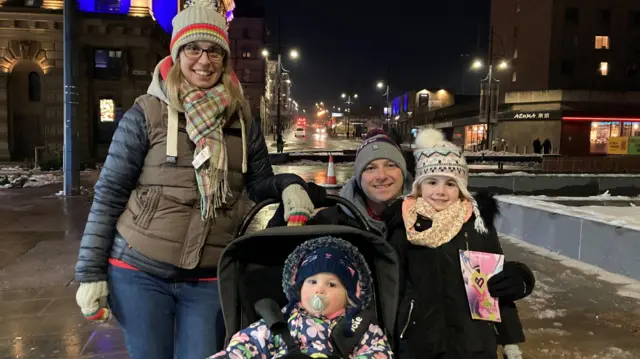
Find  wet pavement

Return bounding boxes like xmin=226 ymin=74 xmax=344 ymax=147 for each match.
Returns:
xmin=1 ymin=167 xmax=640 ymax=358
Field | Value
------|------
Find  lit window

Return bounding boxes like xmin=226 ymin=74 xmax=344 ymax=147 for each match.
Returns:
xmin=513 ymin=48 xmax=518 ymax=59
xmin=100 ymin=99 xmax=115 ymax=122
xmin=600 ymin=62 xmax=609 ymax=76
xmin=595 ymin=36 xmax=609 ymax=49
xmin=512 ymin=72 xmax=517 ymax=82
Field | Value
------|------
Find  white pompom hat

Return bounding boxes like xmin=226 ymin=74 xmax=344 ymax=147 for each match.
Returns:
xmin=412 ymin=129 xmax=487 ymax=233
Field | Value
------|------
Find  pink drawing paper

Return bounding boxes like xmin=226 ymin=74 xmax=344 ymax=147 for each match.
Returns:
xmin=459 ymin=250 xmax=504 ymax=322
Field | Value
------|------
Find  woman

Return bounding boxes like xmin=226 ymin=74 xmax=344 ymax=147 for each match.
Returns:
xmin=73 ymin=2 xmax=315 ymax=358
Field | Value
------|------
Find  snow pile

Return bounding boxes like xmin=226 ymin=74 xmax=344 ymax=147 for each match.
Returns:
xmin=0 ymin=172 xmax=62 ymax=189
xmin=497 ymin=193 xmax=640 ymax=231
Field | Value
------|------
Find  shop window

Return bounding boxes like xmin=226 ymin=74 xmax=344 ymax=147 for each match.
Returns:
xmin=589 ymin=121 xmax=640 ymax=153
xmin=94 ymin=49 xmax=123 ymax=80
xmin=594 ymin=36 xmax=609 ymax=49
xmin=100 ymin=98 xmax=115 ymax=123
xmin=464 ymin=124 xmax=487 ymax=151
xmin=28 ymin=71 xmax=41 ymax=102
xmin=600 ymin=62 xmax=609 ymax=76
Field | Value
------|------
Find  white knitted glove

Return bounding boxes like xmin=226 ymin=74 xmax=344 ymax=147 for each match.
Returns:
xmin=76 ymin=281 xmax=111 ymax=322
xmin=282 ymin=184 xmax=314 ymax=226
xmin=503 ymin=344 xmax=523 ymax=359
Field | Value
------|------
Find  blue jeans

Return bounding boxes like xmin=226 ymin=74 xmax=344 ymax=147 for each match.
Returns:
xmin=108 ymin=265 xmax=225 ymax=359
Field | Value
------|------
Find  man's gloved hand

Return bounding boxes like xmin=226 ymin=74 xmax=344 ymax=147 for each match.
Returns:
xmin=76 ymin=281 xmax=111 ymax=322
xmin=488 ymin=261 xmax=535 ymax=302
xmin=282 ymin=184 xmax=314 ymax=226
xmin=503 ymin=344 xmax=523 ymax=359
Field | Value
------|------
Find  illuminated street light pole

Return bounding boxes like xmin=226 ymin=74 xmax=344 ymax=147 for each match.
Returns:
xmin=472 ymin=27 xmax=509 ymax=150
xmin=341 ymin=92 xmax=358 ymax=139
xmin=263 ymin=47 xmax=299 ymax=152
xmin=376 ymin=81 xmax=390 ymax=123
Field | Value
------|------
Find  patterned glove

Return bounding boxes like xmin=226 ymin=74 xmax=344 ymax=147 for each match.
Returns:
xmin=503 ymin=344 xmax=523 ymax=359
xmin=282 ymin=184 xmax=314 ymax=226
xmin=76 ymin=281 xmax=111 ymax=322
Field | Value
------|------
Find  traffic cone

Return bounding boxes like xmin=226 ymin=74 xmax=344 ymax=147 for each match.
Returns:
xmin=325 ymin=154 xmax=337 ymax=185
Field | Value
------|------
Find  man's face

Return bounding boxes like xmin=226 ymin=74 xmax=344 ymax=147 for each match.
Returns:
xmin=360 ymin=159 xmax=404 ymax=204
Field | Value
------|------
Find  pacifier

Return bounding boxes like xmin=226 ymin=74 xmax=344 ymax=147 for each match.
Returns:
xmin=310 ymin=294 xmax=326 ymax=313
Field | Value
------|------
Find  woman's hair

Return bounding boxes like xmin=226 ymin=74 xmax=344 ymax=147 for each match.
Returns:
xmin=165 ymin=48 xmax=244 ymax=115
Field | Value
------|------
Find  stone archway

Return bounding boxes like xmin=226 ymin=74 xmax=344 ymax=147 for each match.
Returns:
xmin=0 ymin=40 xmax=50 ymax=161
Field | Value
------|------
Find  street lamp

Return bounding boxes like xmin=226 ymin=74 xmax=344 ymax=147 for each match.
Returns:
xmin=470 ymin=27 xmax=510 ymax=150
xmin=263 ymin=48 xmax=300 ymax=152
xmin=376 ymin=81 xmax=390 ymax=123
xmin=341 ymin=92 xmax=358 ymax=139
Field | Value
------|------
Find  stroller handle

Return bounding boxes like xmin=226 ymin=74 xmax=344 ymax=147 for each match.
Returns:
xmin=235 ymin=194 xmax=373 ymax=238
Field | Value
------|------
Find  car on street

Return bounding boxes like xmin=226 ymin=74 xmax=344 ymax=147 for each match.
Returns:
xmin=294 ymin=127 xmax=306 ymax=138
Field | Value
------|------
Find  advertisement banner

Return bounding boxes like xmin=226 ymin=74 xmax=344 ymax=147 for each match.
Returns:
xmin=628 ymin=137 xmax=640 ymax=155
xmin=607 ymin=136 xmax=629 ymax=155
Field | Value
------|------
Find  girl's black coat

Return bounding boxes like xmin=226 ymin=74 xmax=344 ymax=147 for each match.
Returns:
xmin=383 ymin=193 xmax=526 ymax=359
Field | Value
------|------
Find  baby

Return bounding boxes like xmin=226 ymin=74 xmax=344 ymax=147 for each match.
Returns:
xmin=210 ymin=236 xmax=394 ymax=359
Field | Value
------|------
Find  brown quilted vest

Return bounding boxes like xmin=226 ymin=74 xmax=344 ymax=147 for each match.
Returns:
xmin=116 ymin=94 xmax=252 ymax=270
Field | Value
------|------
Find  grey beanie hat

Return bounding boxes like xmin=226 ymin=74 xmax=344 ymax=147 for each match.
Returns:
xmin=169 ymin=0 xmax=231 ymax=62
xmin=354 ymin=134 xmax=407 ymax=188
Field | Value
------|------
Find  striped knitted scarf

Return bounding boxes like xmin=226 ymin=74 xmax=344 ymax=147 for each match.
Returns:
xmin=181 ymin=82 xmax=231 ymax=219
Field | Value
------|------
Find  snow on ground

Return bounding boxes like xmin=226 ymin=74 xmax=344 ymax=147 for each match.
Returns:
xmin=503 ymin=235 xmax=640 ymax=300
xmin=497 ymin=193 xmax=640 ymax=231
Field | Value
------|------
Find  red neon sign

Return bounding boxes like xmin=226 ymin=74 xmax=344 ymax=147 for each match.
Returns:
xmin=563 ymin=116 xmax=640 ymax=122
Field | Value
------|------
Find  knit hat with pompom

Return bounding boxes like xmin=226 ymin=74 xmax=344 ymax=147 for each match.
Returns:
xmin=412 ymin=129 xmax=487 ymax=233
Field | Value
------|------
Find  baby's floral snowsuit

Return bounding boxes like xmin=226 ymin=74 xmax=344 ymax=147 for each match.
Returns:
xmin=209 ymin=305 xmax=393 ymax=359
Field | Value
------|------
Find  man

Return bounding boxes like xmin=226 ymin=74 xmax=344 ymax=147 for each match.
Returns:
xmin=267 ymin=132 xmax=413 ymax=237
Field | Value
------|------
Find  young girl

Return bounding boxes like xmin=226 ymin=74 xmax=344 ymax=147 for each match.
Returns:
xmin=384 ymin=129 xmax=535 ymax=359
xmin=209 ymin=236 xmax=394 ymax=359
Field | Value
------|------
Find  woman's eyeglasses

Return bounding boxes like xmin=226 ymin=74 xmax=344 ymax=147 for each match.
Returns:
xmin=182 ymin=44 xmax=225 ymax=61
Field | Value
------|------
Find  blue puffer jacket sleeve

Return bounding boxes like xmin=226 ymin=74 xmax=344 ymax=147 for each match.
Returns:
xmin=74 ymin=104 xmax=149 ymax=282
xmin=243 ymin=116 xmax=306 ymax=203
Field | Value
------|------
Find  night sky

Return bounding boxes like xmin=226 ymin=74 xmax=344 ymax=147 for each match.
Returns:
xmin=240 ymin=0 xmax=491 ymax=110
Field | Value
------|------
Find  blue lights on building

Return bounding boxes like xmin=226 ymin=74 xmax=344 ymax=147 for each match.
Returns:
xmin=76 ymin=0 xmax=178 ymax=33
xmin=77 ymin=0 xmax=131 ymax=14
xmin=151 ymin=0 xmax=178 ymax=33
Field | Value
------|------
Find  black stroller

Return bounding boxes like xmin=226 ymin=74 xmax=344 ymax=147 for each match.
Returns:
xmin=217 ymin=195 xmax=400 ymax=358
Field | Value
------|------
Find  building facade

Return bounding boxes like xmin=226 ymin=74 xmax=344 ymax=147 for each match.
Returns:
xmin=410 ymin=0 xmax=640 ymax=155
xmin=0 ymin=1 xmax=169 ymax=162
xmin=228 ymin=16 xmax=265 ymax=117
xmin=0 ymin=0 xmax=265 ymax=163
